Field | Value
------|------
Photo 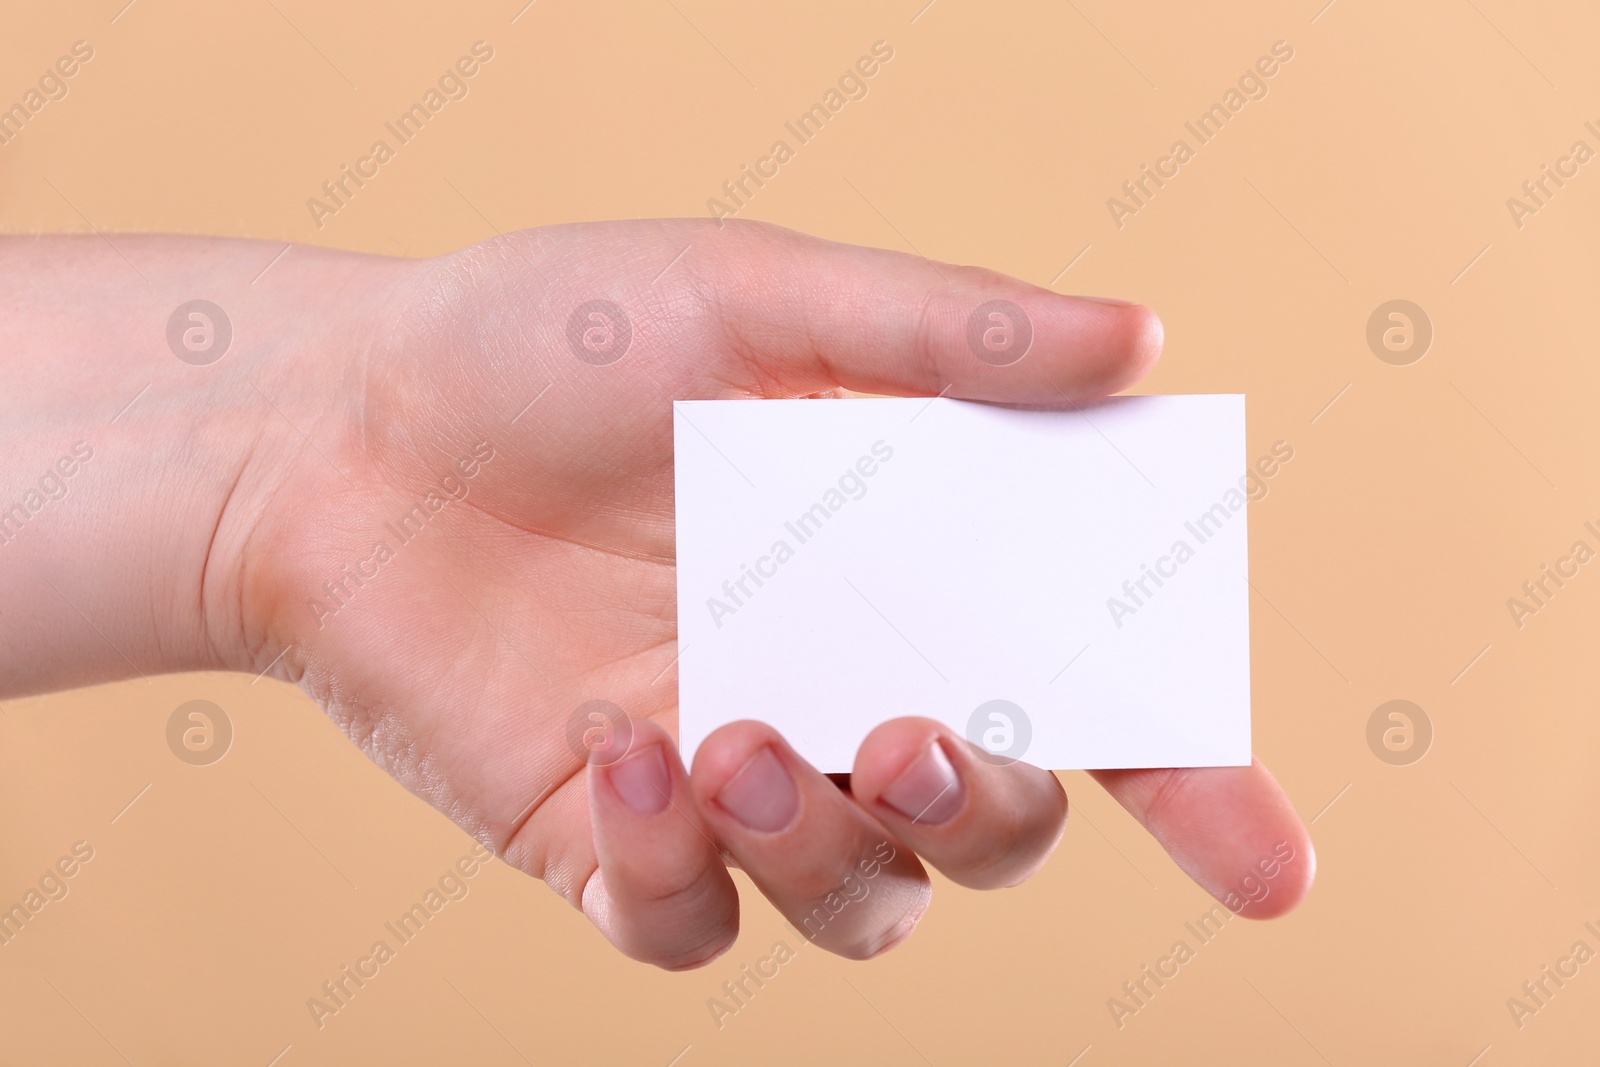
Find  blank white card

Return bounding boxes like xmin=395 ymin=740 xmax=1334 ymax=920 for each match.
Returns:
xmin=674 ymin=396 xmax=1251 ymax=773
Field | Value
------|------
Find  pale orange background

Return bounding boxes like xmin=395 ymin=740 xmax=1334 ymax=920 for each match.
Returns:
xmin=2 ymin=1 xmax=1597 ymax=1063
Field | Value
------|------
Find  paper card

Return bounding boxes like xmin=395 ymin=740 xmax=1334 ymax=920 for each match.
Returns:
xmin=673 ymin=395 xmax=1251 ymax=773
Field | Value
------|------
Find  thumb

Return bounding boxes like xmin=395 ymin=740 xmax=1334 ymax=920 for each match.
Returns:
xmin=690 ymin=219 xmax=1162 ymax=401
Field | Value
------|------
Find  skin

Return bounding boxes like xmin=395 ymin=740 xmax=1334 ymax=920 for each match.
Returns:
xmin=0 ymin=219 xmax=1313 ymax=969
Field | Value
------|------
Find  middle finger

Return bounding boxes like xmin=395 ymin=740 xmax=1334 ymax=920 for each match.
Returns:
xmin=689 ymin=721 xmax=931 ymax=960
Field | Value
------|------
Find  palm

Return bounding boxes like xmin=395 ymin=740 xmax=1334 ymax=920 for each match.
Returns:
xmin=263 ymin=222 xmax=779 ymax=902
xmin=250 ymin=219 xmax=1314 ymax=965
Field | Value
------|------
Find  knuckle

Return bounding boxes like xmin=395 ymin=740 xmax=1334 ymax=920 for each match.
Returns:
xmin=793 ymin=875 xmax=932 ymax=960
xmin=654 ymin=930 xmax=738 ymax=972
xmin=947 ymin=783 xmax=1067 ymax=889
xmin=820 ymin=898 xmax=929 ymax=961
xmin=610 ymin=863 xmax=740 ymax=971
xmin=630 ymin=856 xmax=731 ymax=914
xmin=1140 ymin=768 xmax=1198 ymax=834
xmin=912 ymin=287 xmax=948 ymax=384
xmin=960 ymin=816 xmax=1030 ymax=885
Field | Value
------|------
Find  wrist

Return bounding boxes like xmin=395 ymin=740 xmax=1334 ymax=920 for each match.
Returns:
xmin=0 ymin=235 xmax=414 ymax=694
xmin=194 ymin=245 xmax=425 ymax=682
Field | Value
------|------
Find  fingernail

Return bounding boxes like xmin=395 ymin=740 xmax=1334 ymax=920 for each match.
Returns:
xmin=606 ymin=744 xmax=671 ymax=815
xmin=882 ymin=741 xmax=964 ymax=826
xmin=716 ymin=746 xmax=798 ymax=832
xmin=865 ymin=913 xmax=923 ymax=959
xmin=1070 ymin=294 xmax=1137 ymax=306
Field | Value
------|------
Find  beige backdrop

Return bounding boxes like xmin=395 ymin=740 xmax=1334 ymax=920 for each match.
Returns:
xmin=3 ymin=1 xmax=1597 ymax=1063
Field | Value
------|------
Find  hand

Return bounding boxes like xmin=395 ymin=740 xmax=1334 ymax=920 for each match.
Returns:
xmin=2 ymin=221 xmax=1313 ymax=968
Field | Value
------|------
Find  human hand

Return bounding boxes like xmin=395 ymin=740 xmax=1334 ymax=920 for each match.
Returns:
xmin=2 ymin=221 xmax=1313 ymax=968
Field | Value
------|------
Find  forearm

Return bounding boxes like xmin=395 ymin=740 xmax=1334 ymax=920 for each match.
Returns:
xmin=0 ymin=235 xmax=400 ymax=696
